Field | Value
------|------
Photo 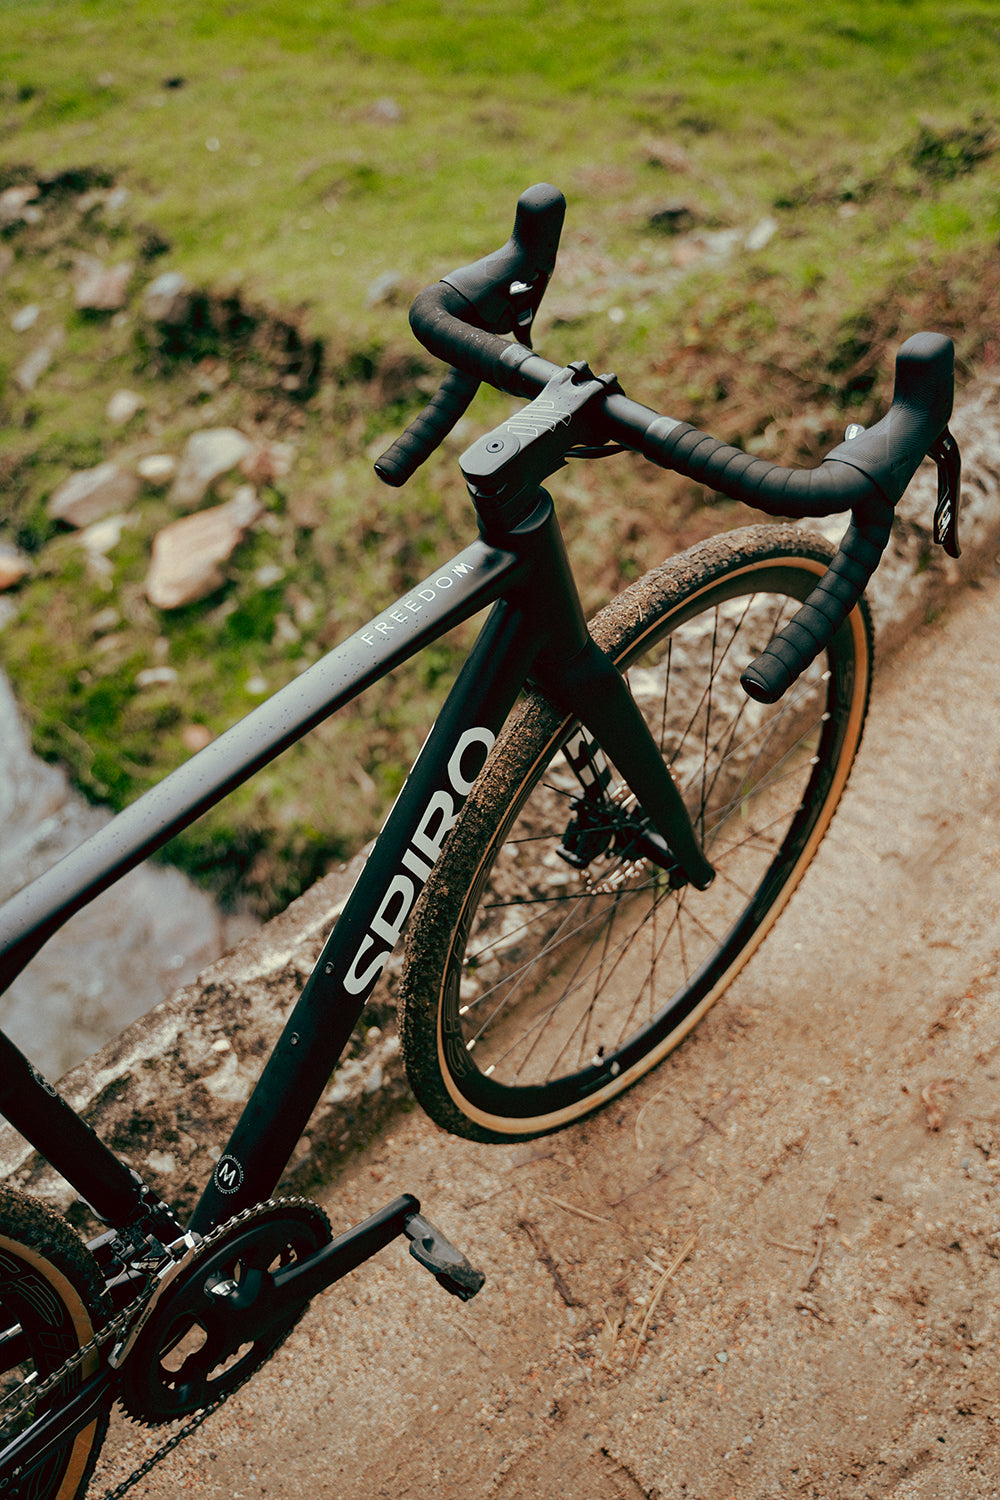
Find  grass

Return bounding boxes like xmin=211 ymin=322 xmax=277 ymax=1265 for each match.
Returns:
xmin=3 ymin=2 xmax=999 ymax=328
xmin=1 ymin=0 xmax=999 ymax=910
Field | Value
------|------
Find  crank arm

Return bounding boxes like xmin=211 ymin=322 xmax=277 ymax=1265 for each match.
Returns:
xmin=0 ymin=1364 xmax=114 ymax=1494
xmin=269 ymin=1194 xmax=486 ymax=1316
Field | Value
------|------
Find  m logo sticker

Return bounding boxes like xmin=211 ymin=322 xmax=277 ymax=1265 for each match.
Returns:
xmin=215 ymin=1154 xmax=244 ymax=1194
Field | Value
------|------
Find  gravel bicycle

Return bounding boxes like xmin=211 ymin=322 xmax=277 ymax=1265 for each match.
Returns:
xmin=0 ymin=184 xmax=961 ymax=1498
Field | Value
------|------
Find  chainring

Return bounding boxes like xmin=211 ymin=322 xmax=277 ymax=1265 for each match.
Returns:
xmin=117 ymin=1199 xmax=330 ymax=1427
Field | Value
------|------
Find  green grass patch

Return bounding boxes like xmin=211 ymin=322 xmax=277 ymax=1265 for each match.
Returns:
xmin=1 ymin=0 xmax=999 ymax=911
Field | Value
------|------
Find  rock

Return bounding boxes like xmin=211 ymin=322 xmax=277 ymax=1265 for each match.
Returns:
xmin=0 ymin=543 xmax=31 ymax=591
xmin=170 ymin=428 xmax=254 ymax=508
xmin=181 ymin=723 xmax=213 ymax=753
xmin=137 ymin=454 xmax=177 ymax=488
xmin=48 ymin=462 xmax=140 ymax=529
xmin=135 ymin=666 xmax=178 ymax=688
xmin=142 ymin=270 xmax=193 ymax=326
xmin=90 ymin=607 xmax=121 ymax=635
xmin=15 ymin=346 xmax=54 ymax=393
xmin=73 ymin=257 xmax=134 ymax=313
xmin=366 ymin=271 xmax=403 ymax=308
xmin=745 ymin=217 xmax=778 ymax=251
xmin=15 ymin=329 xmax=64 ymax=393
xmin=145 ymin=489 xmax=263 ymax=610
xmin=0 ymin=183 xmax=40 ymax=228
xmin=79 ymin=515 xmax=126 ymax=555
xmin=145 ymin=1149 xmax=176 ymax=1177
xmin=106 ymin=389 xmax=145 ymax=426
xmin=10 ymin=305 xmax=40 ymax=333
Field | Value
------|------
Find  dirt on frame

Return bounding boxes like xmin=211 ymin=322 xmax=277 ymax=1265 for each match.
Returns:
xmin=95 ymin=562 xmax=1000 ymax=1500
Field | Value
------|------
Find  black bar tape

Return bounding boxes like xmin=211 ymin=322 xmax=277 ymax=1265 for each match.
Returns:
xmin=408 ymin=284 xmax=531 ymax=392
xmin=640 ymin=421 xmax=879 ymax=517
xmin=399 ymin=192 xmax=954 ymax=709
xmin=739 ymin=517 xmax=890 ymax=703
xmin=374 ymin=368 xmax=480 ymax=486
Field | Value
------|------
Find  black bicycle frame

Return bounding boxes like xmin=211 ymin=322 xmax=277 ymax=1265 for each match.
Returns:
xmin=0 ymin=488 xmax=709 ymax=1237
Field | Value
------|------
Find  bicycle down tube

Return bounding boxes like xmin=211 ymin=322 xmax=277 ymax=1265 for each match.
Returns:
xmin=0 ymin=488 xmax=712 ymax=1236
xmin=189 ymin=484 xmax=712 ymax=1231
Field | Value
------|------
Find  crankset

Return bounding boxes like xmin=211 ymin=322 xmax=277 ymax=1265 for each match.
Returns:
xmin=117 ymin=1193 xmax=485 ymax=1426
xmin=117 ymin=1199 xmax=331 ymax=1426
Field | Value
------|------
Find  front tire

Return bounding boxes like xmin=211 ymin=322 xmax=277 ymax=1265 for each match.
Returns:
xmin=399 ymin=526 xmax=873 ymax=1142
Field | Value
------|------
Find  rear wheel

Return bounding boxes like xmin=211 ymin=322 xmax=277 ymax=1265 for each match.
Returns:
xmin=0 ymin=1185 xmax=109 ymax=1500
xmin=399 ymin=526 xmax=873 ymax=1142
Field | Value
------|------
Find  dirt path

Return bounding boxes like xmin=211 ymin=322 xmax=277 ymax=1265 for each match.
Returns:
xmin=97 ymin=564 xmax=1000 ymax=1500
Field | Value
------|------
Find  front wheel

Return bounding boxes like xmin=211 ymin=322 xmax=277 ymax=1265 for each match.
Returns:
xmin=399 ymin=526 xmax=873 ymax=1142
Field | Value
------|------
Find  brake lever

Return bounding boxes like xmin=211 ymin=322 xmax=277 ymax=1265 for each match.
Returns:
xmin=929 ymin=427 xmax=961 ymax=558
xmin=842 ymin=411 xmax=962 ymax=560
xmin=374 ymin=185 xmax=566 ymax=487
xmin=441 ymin=182 xmax=566 ymax=342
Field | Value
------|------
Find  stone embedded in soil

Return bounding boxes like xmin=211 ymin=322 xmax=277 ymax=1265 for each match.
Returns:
xmin=0 ymin=543 xmax=31 ymax=591
xmin=137 ymin=454 xmax=177 ymax=487
xmin=169 ymin=427 xmax=255 ymax=508
xmin=0 ymin=182 xmax=41 ymax=228
xmin=47 ymin=461 xmax=140 ymax=528
xmin=72 ymin=255 xmax=134 ymax=312
xmin=145 ymin=488 xmax=263 ymax=609
xmin=142 ymin=269 xmax=193 ymax=326
xmin=106 ymin=388 xmax=145 ymax=425
xmin=10 ymin=304 xmax=40 ymax=332
xmin=14 ymin=329 xmax=64 ymax=393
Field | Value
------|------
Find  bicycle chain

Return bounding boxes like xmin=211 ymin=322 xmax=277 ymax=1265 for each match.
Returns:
xmin=0 ymin=1283 xmax=149 ymax=1433
xmin=0 ymin=1197 xmax=315 ymax=1500
xmin=96 ymin=1380 xmax=236 ymax=1500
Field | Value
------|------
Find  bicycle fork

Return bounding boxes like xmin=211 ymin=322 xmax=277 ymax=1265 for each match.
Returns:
xmin=533 ymin=631 xmax=715 ymax=892
xmin=500 ymin=488 xmax=715 ymax=893
xmin=460 ymin=364 xmax=715 ymax=894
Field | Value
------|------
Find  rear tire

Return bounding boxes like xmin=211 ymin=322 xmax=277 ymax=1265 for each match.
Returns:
xmin=399 ymin=526 xmax=873 ymax=1142
xmin=0 ymin=1185 xmax=110 ymax=1500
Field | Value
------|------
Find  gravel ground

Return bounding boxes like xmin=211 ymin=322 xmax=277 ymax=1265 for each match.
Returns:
xmin=94 ymin=563 xmax=1000 ymax=1500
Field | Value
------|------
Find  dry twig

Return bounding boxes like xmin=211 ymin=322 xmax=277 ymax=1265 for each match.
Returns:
xmin=518 ymin=1217 xmax=585 ymax=1308
xmin=542 ymin=1193 xmax=613 ymax=1227
xmin=628 ymin=1232 xmax=698 ymax=1366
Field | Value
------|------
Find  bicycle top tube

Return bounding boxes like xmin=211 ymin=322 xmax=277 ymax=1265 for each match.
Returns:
xmin=376 ymin=183 xmax=962 ymax=704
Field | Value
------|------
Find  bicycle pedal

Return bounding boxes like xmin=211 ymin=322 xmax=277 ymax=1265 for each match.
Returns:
xmin=403 ymin=1212 xmax=486 ymax=1301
